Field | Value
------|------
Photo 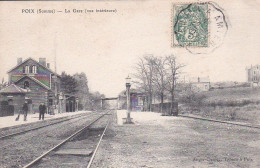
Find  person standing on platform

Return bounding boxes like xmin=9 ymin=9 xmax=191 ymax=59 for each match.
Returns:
xmin=15 ymin=110 xmax=21 ymax=121
xmin=39 ymin=103 xmax=46 ymax=120
xmin=22 ymin=101 xmax=28 ymax=121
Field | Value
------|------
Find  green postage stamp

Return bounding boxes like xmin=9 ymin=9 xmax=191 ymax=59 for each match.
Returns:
xmin=172 ymin=2 xmax=228 ymax=53
xmin=173 ymin=3 xmax=209 ymax=47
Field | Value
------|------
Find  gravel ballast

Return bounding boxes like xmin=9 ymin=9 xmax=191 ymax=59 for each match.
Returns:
xmin=0 ymin=112 xmax=104 ymax=168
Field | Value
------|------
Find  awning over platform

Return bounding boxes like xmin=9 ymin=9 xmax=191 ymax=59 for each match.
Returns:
xmin=0 ymin=84 xmax=29 ymax=94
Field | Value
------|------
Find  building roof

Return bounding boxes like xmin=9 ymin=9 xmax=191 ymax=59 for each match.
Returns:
xmin=7 ymin=57 xmax=60 ymax=77
xmin=190 ymin=76 xmax=210 ymax=83
xmin=15 ymin=76 xmax=51 ymax=90
xmin=246 ymin=64 xmax=260 ymax=70
xmin=0 ymin=84 xmax=29 ymax=94
xmin=118 ymin=88 xmax=145 ymax=97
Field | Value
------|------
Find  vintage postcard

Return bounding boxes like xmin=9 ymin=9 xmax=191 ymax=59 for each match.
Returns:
xmin=0 ymin=0 xmax=259 ymax=168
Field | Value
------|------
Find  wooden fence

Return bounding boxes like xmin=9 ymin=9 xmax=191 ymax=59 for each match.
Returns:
xmin=151 ymin=102 xmax=178 ymax=116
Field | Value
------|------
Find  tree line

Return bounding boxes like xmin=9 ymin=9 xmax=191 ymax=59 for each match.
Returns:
xmin=60 ymin=72 xmax=108 ymax=110
xmin=132 ymin=54 xmax=184 ymax=113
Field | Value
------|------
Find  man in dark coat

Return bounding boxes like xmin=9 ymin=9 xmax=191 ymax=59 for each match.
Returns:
xmin=22 ymin=101 xmax=28 ymax=121
xmin=39 ymin=103 xmax=46 ymax=120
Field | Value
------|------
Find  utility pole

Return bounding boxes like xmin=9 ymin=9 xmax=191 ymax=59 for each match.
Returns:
xmin=53 ymin=32 xmax=58 ymax=114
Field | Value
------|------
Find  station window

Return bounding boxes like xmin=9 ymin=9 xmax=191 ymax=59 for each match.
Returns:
xmin=32 ymin=65 xmax=38 ymax=73
xmin=24 ymin=66 xmax=29 ymax=74
xmin=24 ymin=81 xmax=30 ymax=89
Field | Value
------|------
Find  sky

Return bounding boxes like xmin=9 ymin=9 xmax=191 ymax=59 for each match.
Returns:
xmin=0 ymin=0 xmax=259 ymax=97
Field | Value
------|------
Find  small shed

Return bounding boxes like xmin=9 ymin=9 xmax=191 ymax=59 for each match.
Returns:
xmin=64 ymin=94 xmax=76 ymax=112
xmin=130 ymin=92 xmax=146 ymax=111
xmin=0 ymin=84 xmax=29 ymax=116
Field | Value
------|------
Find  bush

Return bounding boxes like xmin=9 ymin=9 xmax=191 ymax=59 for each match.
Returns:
xmin=205 ymin=99 xmax=256 ymax=108
xmin=179 ymin=90 xmax=206 ymax=104
xmin=230 ymin=111 xmax=236 ymax=120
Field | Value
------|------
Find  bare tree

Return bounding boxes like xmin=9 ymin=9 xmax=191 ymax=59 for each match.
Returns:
xmin=165 ymin=55 xmax=185 ymax=114
xmin=132 ymin=54 xmax=184 ymax=114
xmin=132 ymin=55 xmax=156 ymax=111
xmin=152 ymin=57 xmax=167 ymax=113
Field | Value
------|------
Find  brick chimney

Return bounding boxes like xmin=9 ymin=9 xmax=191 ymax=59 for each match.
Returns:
xmin=47 ymin=63 xmax=50 ymax=68
xmin=17 ymin=58 xmax=22 ymax=65
xmin=39 ymin=58 xmax=46 ymax=67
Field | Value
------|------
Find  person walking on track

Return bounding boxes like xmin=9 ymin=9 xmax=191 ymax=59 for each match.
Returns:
xmin=22 ymin=101 xmax=28 ymax=121
xmin=39 ymin=103 xmax=46 ymax=120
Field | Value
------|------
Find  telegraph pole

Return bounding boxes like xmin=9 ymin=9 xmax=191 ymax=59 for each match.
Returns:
xmin=54 ymin=32 xmax=58 ymax=114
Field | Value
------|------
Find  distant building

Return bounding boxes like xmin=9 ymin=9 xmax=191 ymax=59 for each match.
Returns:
xmin=0 ymin=57 xmax=65 ymax=114
xmin=130 ymin=92 xmax=146 ymax=111
xmin=117 ymin=89 xmax=146 ymax=111
xmin=246 ymin=65 xmax=260 ymax=87
xmin=190 ymin=76 xmax=210 ymax=92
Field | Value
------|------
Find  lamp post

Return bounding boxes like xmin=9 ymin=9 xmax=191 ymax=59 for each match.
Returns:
xmin=125 ymin=75 xmax=132 ymax=123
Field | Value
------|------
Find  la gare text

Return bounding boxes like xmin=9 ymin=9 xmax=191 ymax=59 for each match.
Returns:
xmin=21 ymin=9 xmax=117 ymax=14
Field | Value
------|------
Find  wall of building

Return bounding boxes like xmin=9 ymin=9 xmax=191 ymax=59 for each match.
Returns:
xmin=247 ymin=65 xmax=260 ymax=85
xmin=9 ymin=59 xmax=52 ymax=88
xmin=0 ymin=93 xmax=26 ymax=114
xmin=131 ymin=93 xmax=145 ymax=111
xmin=191 ymin=82 xmax=210 ymax=92
xmin=16 ymin=78 xmax=48 ymax=113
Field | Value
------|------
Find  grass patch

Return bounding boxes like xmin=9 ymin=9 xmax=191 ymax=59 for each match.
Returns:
xmin=179 ymin=87 xmax=260 ymax=125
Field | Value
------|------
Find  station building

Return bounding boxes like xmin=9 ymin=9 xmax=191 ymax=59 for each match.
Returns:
xmin=0 ymin=57 xmax=66 ymax=115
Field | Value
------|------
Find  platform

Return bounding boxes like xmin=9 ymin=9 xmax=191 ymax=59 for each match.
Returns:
xmin=0 ymin=111 xmax=91 ymax=129
xmin=91 ymin=110 xmax=260 ymax=168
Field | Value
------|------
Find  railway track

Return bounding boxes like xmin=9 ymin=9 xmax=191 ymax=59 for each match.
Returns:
xmin=22 ymin=111 xmax=112 ymax=168
xmin=87 ymin=114 xmax=111 ymax=168
xmin=0 ymin=113 xmax=96 ymax=153
xmin=178 ymin=114 xmax=260 ymax=129
xmin=0 ymin=112 xmax=91 ymax=139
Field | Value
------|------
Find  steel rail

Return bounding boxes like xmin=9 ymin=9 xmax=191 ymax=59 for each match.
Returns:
xmin=87 ymin=115 xmax=111 ymax=168
xmin=179 ymin=114 xmax=260 ymax=129
xmin=0 ymin=115 xmax=92 ymax=151
xmin=0 ymin=113 xmax=89 ymax=140
xmin=22 ymin=112 xmax=108 ymax=168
